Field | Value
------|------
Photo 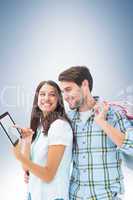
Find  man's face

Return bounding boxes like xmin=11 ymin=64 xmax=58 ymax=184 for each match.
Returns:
xmin=59 ymin=81 xmax=84 ymax=110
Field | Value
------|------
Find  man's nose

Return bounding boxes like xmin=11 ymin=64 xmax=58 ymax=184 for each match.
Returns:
xmin=63 ymin=92 xmax=69 ymax=100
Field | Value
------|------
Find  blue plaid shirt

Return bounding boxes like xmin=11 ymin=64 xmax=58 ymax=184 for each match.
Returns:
xmin=68 ymin=104 xmax=133 ymax=200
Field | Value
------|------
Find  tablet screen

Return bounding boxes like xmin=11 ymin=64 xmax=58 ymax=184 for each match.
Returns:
xmin=0 ymin=112 xmax=21 ymax=146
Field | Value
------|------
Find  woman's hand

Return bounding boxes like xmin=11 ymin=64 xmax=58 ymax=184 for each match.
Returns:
xmin=24 ymin=171 xmax=29 ymax=184
xmin=94 ymin=101 xmax=109 ymax=124
xmin=13 ymin=125 xmax=34 ymax=143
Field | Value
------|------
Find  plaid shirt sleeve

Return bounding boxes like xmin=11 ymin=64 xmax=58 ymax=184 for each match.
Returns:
xmin=110 ymin=107 xmax=133 ymax=155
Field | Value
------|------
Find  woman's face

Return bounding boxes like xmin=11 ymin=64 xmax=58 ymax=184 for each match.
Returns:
xmin=38 ymin=83 xmax=58 ymax=114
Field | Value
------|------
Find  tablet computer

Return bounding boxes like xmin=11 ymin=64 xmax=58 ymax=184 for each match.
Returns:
xmin=0 ymin=112 xmax=21 ymax=146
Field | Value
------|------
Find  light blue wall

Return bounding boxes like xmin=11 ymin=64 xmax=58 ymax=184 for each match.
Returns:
xmin=0 ymin=0 xmax=133 ymax=199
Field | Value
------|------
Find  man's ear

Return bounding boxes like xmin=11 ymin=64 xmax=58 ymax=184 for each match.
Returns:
xmin=82 ymin=79 xmax=89 ymax=88
xmin=81 ymin=80 xmax=90 ymax=94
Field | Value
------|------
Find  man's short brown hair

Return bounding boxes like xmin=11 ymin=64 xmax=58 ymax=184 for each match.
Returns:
xmin=58 ymin=66 xmax=93 ymax=92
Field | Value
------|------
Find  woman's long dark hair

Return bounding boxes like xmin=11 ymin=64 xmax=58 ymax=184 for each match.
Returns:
xmin=30 ymin=80 xmax=72 ymax=142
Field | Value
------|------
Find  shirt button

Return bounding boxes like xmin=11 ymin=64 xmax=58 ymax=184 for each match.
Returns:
xmin=83 ymin=155 xmax=86 ymax=159
xmin=84 ymin=184 xmax=87 ymax=186
xmin=83 ymin=141 xmax=86 ymax=144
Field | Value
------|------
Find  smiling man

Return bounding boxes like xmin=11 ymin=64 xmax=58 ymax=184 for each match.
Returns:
xmin=58 ymin=66 xmax=133 ymax=200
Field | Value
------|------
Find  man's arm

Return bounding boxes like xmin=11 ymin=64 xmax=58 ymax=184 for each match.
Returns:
xmin=94 ymin=101 xmax=133 ymax=153
xmin=95 ymin=118 xmax=125 ymax=147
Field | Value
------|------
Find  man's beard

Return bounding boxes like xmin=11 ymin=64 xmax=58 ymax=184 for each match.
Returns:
xmin=70 ymin=96 xmax=84 ymax=110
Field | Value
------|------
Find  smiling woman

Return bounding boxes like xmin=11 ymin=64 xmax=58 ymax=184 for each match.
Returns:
xmin=12 ymin=80 xmax=73 ymax=200
xmin=38 ymin=83 xmax=58 ymax=114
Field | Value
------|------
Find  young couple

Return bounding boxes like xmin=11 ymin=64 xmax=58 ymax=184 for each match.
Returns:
xmin=13 ymin=66 xmax=133 ymax=200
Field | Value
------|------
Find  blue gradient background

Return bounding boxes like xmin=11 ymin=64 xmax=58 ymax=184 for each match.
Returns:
xmin=0 ymin=0 xmax=133 ymax=199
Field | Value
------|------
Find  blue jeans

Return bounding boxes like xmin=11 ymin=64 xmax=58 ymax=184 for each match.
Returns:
xmin=27 ymin=193 xmax=64 ymax=200
xmin=27 ymin=193 xmax=31 ymax=200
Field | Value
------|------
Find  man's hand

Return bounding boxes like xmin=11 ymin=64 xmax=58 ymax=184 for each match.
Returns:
xmin=94 ymin=101 xmax=125 ymax=147
xmin=94 ymin=101 xmax=109 ymax=123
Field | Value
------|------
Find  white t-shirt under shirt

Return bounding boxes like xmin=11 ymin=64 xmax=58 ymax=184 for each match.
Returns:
xmin=28 ymin=119 xmax=73 ymax=200
xmin=79 ymin=110 xmax=92 ymax=124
